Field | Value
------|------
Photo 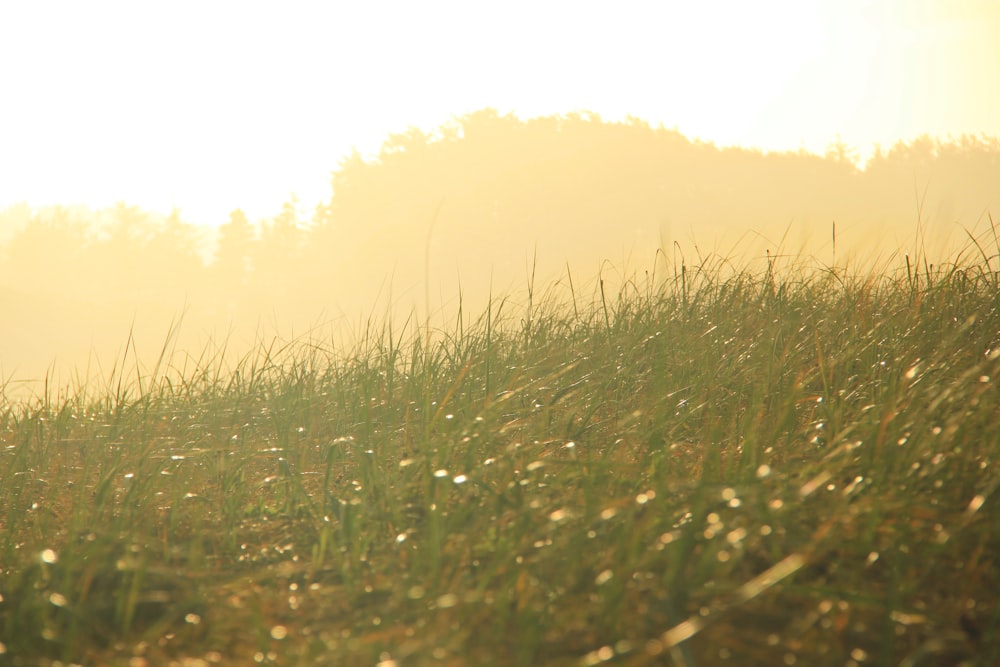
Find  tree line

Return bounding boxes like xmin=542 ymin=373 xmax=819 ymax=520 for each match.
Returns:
xmin=1 ymin=109 xmax=997 ymax=388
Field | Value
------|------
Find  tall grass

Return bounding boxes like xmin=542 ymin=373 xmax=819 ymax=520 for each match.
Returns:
xmin=1 ymin=242 xmax=998 ymax=666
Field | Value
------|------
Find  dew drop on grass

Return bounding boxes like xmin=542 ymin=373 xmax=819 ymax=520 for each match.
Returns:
xmin=582 ymin=645 xmax=615 ymax=665
xmin=966 ymin=494 xmax=986 ymax=514
xmin=726 ymin=528 xmax=747 ymax=545
xmin=436 ymin=593 xmax=458 ymax=608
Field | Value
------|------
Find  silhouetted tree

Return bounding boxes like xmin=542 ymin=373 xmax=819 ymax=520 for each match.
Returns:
xmin=250 ymin=196 xmax=307 ymax=302
xmin=144 ymin=208 xmax=205 ymax=293
xmin=0 ymin=206 xmax=90 ymax=296
xmin=214 ymin=208 xmax=254 ymax=286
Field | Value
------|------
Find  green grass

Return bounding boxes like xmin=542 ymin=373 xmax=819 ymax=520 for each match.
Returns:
xmin=1 ymin=246 xmax=998 ymax=666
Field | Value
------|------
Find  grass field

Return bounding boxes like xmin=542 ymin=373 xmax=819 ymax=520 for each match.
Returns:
xmin=1 ymin=245 xmax=998 ymax=666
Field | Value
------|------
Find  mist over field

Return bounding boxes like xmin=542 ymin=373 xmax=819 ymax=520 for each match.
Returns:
xmin=2 ymin=110 xmax=998 ymax=400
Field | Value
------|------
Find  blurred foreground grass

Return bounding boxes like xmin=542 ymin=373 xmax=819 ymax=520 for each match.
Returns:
xmin=1 ymin=246 xmax=998 ymax=666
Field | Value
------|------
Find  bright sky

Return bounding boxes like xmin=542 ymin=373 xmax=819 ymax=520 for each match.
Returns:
xmin=1 ymin=0 xmax=997 ymax=226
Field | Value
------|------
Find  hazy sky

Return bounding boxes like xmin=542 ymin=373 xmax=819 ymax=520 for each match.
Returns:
xmin=1 ymin=0 xmax=997 ymax=226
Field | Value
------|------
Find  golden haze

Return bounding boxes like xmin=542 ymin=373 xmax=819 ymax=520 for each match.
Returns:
xmin=1 ymin=111 xmax=998 ymax=400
